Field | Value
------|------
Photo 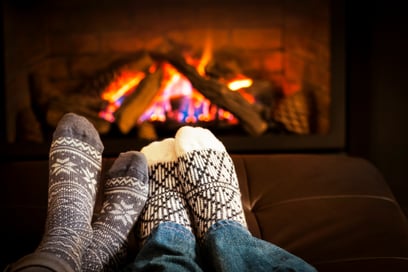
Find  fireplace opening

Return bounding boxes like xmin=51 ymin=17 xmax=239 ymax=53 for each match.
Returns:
xmin=1 ymin=0 xmax=345 ymax=156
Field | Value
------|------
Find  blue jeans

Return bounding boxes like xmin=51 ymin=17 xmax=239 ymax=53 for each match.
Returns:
xmin=125 ymin=220 xmax=317 ymax=272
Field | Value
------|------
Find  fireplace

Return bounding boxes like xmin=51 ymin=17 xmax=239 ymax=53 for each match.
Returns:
xmin=1 ymin=0 xmax=345 ymax=157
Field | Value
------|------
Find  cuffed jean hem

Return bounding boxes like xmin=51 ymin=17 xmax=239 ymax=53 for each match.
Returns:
xmin=124 ymin=222 xmax=203 ymax=272
xmin=201 ymin=220 xmax=318 ymax=272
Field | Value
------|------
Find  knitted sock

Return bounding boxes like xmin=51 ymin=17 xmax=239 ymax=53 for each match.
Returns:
xmin=82 ymin=151 xmax=149 ymax=271
xmin=136 ymin=138 xmax=192 ymax=244
xmin=36 ymin=113 xmax=104 ymax=271
xmin=175 ymin=126 xmax=247 ymax=240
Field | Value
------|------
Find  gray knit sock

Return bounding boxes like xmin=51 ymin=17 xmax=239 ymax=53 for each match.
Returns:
xmin=36 ymin=113 xmax=104 ymax=271
xmin=175 ymin=126 xmax=247 ymax=240
xmin=82 ymin=151 xmax=149 ymax=271
xmin=136 ymin=138 xmax=192 ymax=244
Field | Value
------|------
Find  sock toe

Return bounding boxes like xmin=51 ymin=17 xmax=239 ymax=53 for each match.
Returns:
xmin=175 ymin=126 xmax=225 ymax=156
xmin=53 ymin=112 xmax=104 ymax=152
xmin=141 ymin=138 xmax=177 ymax=165
xmin=107 ymin=151 xmax=148 ymax=183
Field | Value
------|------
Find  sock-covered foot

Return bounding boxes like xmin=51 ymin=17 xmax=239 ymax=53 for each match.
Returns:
xmin=37 ymin=112 xmax=104 ymax=271
xmin=136 ymin=138 xmax=192 ymax=244
xmin=82 ymin=151 xmax=149 ymax=271
xmin=175 ymin=126 xmax=247 ymax=240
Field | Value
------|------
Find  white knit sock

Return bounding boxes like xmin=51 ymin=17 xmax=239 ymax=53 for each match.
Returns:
xmin=136 ymin=138 xmax=192 ymax=244
xmin=175 ymin=126 xmax=247 ymax=240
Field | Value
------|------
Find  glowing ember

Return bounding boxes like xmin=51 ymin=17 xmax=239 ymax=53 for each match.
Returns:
xmin=228 ymin=78 xmax=253 ymax=91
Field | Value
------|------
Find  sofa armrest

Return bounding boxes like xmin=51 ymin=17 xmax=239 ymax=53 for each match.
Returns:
xmin=231 ymin=154 xmax=408 ymax=271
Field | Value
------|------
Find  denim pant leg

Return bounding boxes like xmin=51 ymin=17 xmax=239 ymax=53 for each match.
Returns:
xmin=200 ymin=220 xmax=317 ymax=272
xmin=124 ymin=222 xmax=203 ymax=272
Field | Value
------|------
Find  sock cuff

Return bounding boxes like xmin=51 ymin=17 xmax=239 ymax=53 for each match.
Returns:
xmin=175 ymin=126 xmax=226 ymax=156
xmin=141 ymin=138 xmax=177 ymax=165
xmin=8 ymin=252 xmax=75 ymax=272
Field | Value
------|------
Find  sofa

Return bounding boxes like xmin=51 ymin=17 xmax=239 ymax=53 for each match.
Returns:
xmin=2 ymin=154 xmax=408 ymax=271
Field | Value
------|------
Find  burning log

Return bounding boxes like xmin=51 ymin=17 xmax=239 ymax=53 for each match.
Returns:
xmin=79 ymin=52 xmax=154 ymax=97
xmin=114 ymin=68 xmax=163 ymax=134
xmin=16 ymin=107 xmax=44 ymax=143
xmin=205 ymin=52 xmax=244 ymax=80
xmin=46 ymin=94 xmax=111 ymax=134
xmin=138 ymin=121 xmax=158 ymax=140
xmin=29 ymin=73 xmax=111 ymax=134
xmin=29 ymin=54 xmax=155 ymax=136
xmin=149 ymin=47 xmax=268 ymax=136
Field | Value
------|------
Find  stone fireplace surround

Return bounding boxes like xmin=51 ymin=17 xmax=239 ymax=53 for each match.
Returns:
xmin=1 ymin=0 xmax=345 ymax=157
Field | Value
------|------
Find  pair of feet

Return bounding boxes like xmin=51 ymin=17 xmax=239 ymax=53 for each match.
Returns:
xmin=34 ymin=113 xmax=148 ymax=272
xmin=137 ymin=126 xmax=247 ymax=244
xmin=35 ymin=113 xmax=246 ymax=271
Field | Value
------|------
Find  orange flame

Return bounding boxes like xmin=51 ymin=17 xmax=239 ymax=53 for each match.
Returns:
xmin=98 ymin=71 xmax=145 ymax=122
xmin=196 ymin=35 xmax=213 ymax=76
xmin=99 ymin=45 xmax=256 ymax=127
xmin=101 ymin=71 xmax=145 ymax=102
xmin=139 ymin=62 xmax=217 ymax=124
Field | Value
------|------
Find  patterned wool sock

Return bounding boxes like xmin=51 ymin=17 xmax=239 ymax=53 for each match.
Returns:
xmin=175 ymin=126 xmax=247 ymax=240
xmin=136 ymin=138 xmax=192 ymax=244
xmin=82 ymin=151 xmax=149 ymax=271
xmin=36 ymin=112 xmax=104 ymax=271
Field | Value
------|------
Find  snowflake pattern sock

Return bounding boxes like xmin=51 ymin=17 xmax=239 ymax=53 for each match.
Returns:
xmin=136 ymin=138 xmax=192 ymax=244
xmin=175 ymin=126 xmax=247 ymax=240
xmin=82 ymin=151 xmax=149 ymax=271
xmin=36 ymin=113 xmax=104 ymax=271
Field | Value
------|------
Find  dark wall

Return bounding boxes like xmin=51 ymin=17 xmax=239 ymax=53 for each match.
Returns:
xmin=347 ymin=0 xmax=408 ymax=213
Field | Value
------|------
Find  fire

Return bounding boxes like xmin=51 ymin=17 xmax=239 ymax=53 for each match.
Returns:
xmin=227 ymin=77 xmax=255 ymax=104
xmin=101 ymin=72 xmax=145 ymax=102
xmin=99 ymin=71 xmax=145 ymax=122
xmin=228 ymin=78 xmax=253 ymax=91
xmin=139 ymin=62 xmax=219 ymax=124
xmin=99 ymin=48 xmax=255 ymax=127
xmin=196 ymin=35 xmax=213 ymax=76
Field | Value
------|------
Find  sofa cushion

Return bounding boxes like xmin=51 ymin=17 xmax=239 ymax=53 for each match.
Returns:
xmin=2 ymin=154 xmax=408 ymax=271
xmin=232 ymin=154 xmax=408 ymax=271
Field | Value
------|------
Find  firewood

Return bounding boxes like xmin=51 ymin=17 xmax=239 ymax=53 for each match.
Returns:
xmin=30 ymin=69 xmax=116 ymax=134
xmin=243 ymin=79 xmax=282 ymax=121
xmin=29 ymin=73 xmax=66 ymax=127
xmin=114 ymin=68 xmax=163 ymax=134
xmin=46 ymin=94 xmax=111 ymax=134
xmin=205 ymin=52 xmax=244 ymax=80
xmin=138 ymin=121 xmax=158 ymax=141
xmin=16 ymin=107 xmax=44 ymax=143
xmin=149 ymin=48 xmax=268 ymax=136
xmin=78 ymin=52 xmax=154 ymax=97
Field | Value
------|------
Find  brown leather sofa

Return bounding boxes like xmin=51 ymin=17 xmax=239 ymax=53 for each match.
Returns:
xmin=2 ymin=154 xmax=408 ymax=271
